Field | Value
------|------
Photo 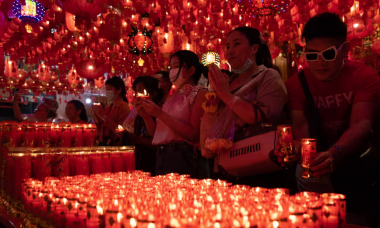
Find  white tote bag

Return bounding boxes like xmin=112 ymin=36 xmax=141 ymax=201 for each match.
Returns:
xmin=218 ymin=105 xmax=282 ymax=177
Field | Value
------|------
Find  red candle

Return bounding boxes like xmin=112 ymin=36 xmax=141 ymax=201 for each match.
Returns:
xmin=103 ymin=152 xmax=112 ymax=173
xmin=75 ymin=154 xmax=90 ymax=176
xmin=16 ymin=125 xmax=22 ymax=147
xmin=37 ymin=123 xmax=51 ymax=148
xmin=111 ymin=152 xmax=124 ymax=173
xmin=123 ymin=152 xmax=135 ymax=172
xmin=31 ymin=154 xmax=53 ymax=180
xmin=52 ymin=153 xmax=69 ymax=177
xmin=90 ymin=153 xmax=104 ymax=174
xmin=12 ymin=153 xmax=32 ymax=201
xmin=2 ymin=121 xmax=18 ymax=148
xmin=58 ymin=123 xmax=72 ymax=147
xmin=20 ymin=122 xmax=36 ymax=147
xmin=50 ymin=124 xmax=59 ymax=147
xmin=301 ymin=138 xmax=318 ymax=178
xmin=83 ymin=124 xmax=96 ymax=147
xmin=72 ymin=124 xmax=84 ymax=147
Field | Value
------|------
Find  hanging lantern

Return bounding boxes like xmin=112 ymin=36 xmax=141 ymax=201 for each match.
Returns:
xmin=105 ymin=12 xmax=122 ymax=44
xmin=137 ymin=58 xmax=144 ymax=66
xmin=201 ymin=51 xmax=220 ymax=67
xmin=59 ymin=0 xmax=104 ymax=30
xmin=12 ymin=0 xmax=45 ymax=23
xmin=128 ymin=26 xmax=153 ymax=56
xmin=240 ymin=0 xmax=290 ymax=17
xmin=75 ymin=59 xmax=106 ymax=80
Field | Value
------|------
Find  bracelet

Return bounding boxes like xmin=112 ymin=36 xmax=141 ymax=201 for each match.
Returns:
xmin=330 ymin=145 xmax=341 ymax=159
xmin=102 ymin=115 xmax=108 ymax=122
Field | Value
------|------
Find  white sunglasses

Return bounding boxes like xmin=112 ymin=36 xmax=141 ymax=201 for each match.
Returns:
xmin=304 ymin=43 xmax=345 ymax=62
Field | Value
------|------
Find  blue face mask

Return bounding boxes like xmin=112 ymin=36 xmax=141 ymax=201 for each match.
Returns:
xmin=231 ymin=48 xmax=254 ymax=74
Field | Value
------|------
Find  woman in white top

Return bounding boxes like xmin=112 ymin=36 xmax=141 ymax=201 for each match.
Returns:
xmin=139 ymin=50 xmax=209 ymax=178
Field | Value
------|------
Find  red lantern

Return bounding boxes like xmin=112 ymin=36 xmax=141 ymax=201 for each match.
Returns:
xmin=75 ymin=59 xmax=106 ymax=80
xmin=68 ymin=67 xmax=80 ymax=85
xmin=59 ymin=0 xmax=104 ymax=30
xmin=105 ymin=13 xmax=122 ymax=44
xmin=347 ymin=17 xmax=373 ymax=40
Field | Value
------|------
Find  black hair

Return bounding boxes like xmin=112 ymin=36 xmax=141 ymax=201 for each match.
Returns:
xmin=155 ymin=71 xmax=170 ymax=82
xmin=229 ymin=27 xmax=275 ymax=70
xmin=105 ymin=76 xmax=128 ymax=103
xmin=170 ymin=50 xmax=208 ymax=84
xmin=155 ymin=71 xmax=172 ymax=93
xmin=302 ymin=12 xmax=347 ymax=43
xmin=221 ymin=69 xmax=234 ymax=77
xmin=67 ymin=100 xmax=88 ymax=122
xmin=132 ymin=76 xmax=164 ymax=106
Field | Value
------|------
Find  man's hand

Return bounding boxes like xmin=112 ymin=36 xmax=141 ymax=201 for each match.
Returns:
xmin=273 ymin=141 xmax=300 ymax=168
xmin=310 ymin=149 xmax=337 ymax=178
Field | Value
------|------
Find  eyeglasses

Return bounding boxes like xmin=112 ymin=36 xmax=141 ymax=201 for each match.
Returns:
xmin=304 ymin=43 xmax=345 ymax=62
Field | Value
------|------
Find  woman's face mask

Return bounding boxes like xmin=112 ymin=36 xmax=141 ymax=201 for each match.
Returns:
xmin=105 ymin=90 xmax=115 ymax=104
xmin=231 ymin=48 xmax=254 ymax=74
xmin=169 ymin=68 xmax=187 ymax=88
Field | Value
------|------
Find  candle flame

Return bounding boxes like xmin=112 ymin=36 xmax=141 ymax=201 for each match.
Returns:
xmin=148 ymin=223 xmax=155 ymax=228
xmin=272 ymin=221 xmax=280 ymax=228
xmin=117 ymin=212 xmax=123 ymax=223
xmin=130 ymin=218 xmax=137 ymax=227
xmin=96 ymin=205 xmax=103 ymax=215
xmin=114 ymin=199 xmax=118 ymax=206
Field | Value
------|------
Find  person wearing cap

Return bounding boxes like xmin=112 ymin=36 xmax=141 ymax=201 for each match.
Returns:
xmin=13 ymin=93 xmax=66 ymax=123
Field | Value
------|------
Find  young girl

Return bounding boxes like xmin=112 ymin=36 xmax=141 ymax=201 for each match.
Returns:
xmin=123 ymin=76 xmax=164 ymax=175
xmin=92 ymin=76 xmax=131 ymax=146
xmin=65 ymin=100 xmax=88 ymax=124
xmin=139 ymin=50 xmax=210 ymax=178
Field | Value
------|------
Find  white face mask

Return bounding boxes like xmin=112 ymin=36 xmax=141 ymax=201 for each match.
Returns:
xmin=169 ymin=68 xmax=187 ymax=88
xmin=231 ymin=48 xmax=254 ymax=74
xmin=105 ymin=90 xmax=115 ymax=104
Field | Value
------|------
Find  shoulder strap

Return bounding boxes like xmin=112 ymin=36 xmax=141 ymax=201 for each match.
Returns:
xmin=298 ymin=71 xmax=326 ymax=150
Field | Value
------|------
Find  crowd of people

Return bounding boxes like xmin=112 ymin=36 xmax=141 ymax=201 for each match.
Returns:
xmin=10 ymin=12 xmax=380 ymax=226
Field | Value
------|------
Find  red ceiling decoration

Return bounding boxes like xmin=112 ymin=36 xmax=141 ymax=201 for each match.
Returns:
xmin=0 ymin=0 xmax=378 ymax=95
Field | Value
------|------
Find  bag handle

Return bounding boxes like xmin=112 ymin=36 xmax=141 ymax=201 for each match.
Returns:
xmin=297 ymin=71 xmax=326 ymax=150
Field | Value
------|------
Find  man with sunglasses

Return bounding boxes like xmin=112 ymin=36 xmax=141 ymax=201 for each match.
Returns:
xmin=276 ymin=13 xmax=380 ymax=226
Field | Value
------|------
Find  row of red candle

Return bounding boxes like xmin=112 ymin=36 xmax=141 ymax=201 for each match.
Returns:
xmin=5 ymin=151 xmax=135 ymax=202
xmin=21 ymin=172 xmax=346 ymax=228
xmin=0 ymin=121 xmax=97 ymax=148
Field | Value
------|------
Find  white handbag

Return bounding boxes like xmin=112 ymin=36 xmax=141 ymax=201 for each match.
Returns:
xmin=218 ymin=104 xmax=281 ymax=177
